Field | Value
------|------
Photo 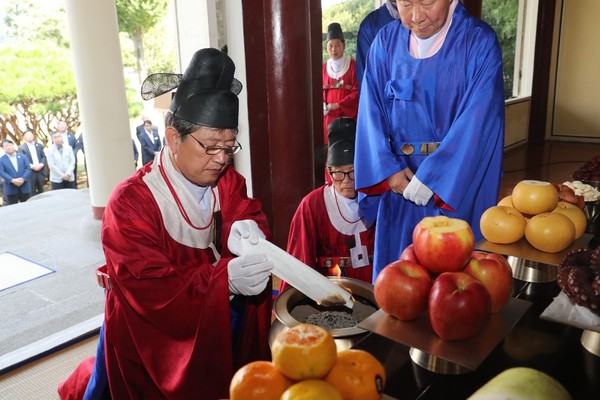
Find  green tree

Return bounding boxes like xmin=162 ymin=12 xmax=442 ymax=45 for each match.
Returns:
xmin=0 ymin=44 xmax=78 ymax=146
xmin=115 ymin=0 xmax=170 ymax=84
xmin=3 ymin=0 xmax=69 ymax=48
xmin=0 ymin=0 xmax=172 ymax=143
xmin=142 ymin=16 xmax=177 ymax=75
xmin=322 ymin=0 xmax=375 ymax=61
xmin=482 ymin=0 xmax=518 ymax=99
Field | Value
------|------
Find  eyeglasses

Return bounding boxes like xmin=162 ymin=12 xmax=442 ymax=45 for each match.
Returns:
xmin=188 ymin=134 xmax=242 ymax=156
xmin=329 ymin=169 xmax=354 ymax=181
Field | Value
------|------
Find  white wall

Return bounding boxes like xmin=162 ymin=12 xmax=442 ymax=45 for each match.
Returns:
xmin=548 ymin=0 xmax=600 ymax=142
xmin=171 ymin=0 xmax=253 ymax=194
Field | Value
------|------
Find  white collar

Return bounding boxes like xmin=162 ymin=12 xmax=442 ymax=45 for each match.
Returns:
xmin=143 ymin=149 xmax=220 ymax=251
xmin=323 ymin=184 xmax=371 ymax=235
xmin=326 ymin=56 xmax=350 ymax=80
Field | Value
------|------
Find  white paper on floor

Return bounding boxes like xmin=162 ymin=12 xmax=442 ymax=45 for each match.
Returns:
xmin=0 ymin=252 xmax=55 ymax=291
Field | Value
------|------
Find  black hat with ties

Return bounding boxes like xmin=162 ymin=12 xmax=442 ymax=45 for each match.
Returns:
xmin=140 ymin=48 xmax=243 ymax=129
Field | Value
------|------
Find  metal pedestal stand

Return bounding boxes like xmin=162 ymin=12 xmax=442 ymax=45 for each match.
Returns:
xmin=507 ymin=256 xmax=557 ymax=283
xmin=409 ymin=348 xmax=470 ymax=375
xmin=581 ymin=330 xmax=600 ymax=356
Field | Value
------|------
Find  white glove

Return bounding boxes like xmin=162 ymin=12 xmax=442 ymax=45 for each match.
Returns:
xmin=227 ymin=220 xmax=266 ymax=256
xmin=228 ymin=253 xmax=273 ymax=296
xmin=403 ymin=175 xmax=434 ymax=206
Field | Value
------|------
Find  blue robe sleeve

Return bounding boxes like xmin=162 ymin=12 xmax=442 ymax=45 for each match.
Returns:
xmin=356 ymin=7 xmax=396 ymax=89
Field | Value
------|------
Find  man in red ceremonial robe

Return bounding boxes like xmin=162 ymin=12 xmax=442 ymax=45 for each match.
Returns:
xmin=99 ymin=49 xmax=273 ymax=400
xmin=322 ymin=23 xmax=359 ymax=145
xmin=281 ymin=118 xmax=374 ymax=292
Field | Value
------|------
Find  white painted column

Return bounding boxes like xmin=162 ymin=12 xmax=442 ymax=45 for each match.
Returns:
xmin=173 ymin=0 xmax=253 ymax=194
xmin=173 ymin=0 xmax=218 ymax=69
xmin=223 ymin=0 xmax=253 ymax=195
xmin=64 ymin=0 xmax=134 ymax=219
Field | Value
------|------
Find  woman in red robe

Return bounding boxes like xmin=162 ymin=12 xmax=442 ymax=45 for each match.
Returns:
xmin=322 ymin=23 xmax=359 ymax=145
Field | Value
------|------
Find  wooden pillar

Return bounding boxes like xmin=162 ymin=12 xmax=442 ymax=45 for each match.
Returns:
xmin=241 ymin=0 xmax=322 ymax=248
xmin=528 ymin=0 xmax=557 ymax=143
xmin=462 ymin=0 xmax=482 ymax=18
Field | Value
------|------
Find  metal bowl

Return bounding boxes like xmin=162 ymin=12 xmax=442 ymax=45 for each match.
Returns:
xmin=270 ymin=276 xmax=378 ymax=351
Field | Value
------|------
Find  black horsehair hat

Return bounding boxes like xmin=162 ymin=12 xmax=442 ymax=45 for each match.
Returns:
xmin=316 ymin=117 xmax=356 ymax=167
xmin=140 ymin=48 xmax=242 ymax=129
xmin=326 ymin=22 xmax=345 ymax=43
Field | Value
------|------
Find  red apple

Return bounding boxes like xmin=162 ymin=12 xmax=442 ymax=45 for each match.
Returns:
xmin=464 ymin=251 xmax=513 ymax=313
xmin=399 ymin=244 xmax=420 ymax=263
xmin=412 ymin=216 xmax=475 ymax=274
xmin=374 ymin=260 xmax=432 ymax=321
xmin=429 ymin=272 xmax=491 ymax=341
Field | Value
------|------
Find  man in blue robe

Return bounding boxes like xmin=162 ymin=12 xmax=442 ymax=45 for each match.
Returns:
xmin=355 ymin=0 xmax=505 ymax=282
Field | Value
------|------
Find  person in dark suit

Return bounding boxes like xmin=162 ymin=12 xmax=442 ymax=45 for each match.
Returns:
xmin=132 ymin=139 xmax=139 ymax=168
xmin=135 ymin=114 xmax=149 ymax=140
xmin=138 ymin=119 xmax=161 ymax=165
xmin=55 ymin=121 xmax=79 ymax=188
xmin=0 ymin=139 xmax=31 ymax=205
xmin=74 ymin=133 xmax=90 ymax=187
xmin=18 ymin=131 xmax=47 ymax=196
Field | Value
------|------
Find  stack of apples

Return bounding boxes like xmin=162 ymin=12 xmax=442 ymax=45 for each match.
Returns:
xmin=374 ymin=216 xmax=513 ymax=341
xmin=480 ymin=180 xmax=587 ymax=253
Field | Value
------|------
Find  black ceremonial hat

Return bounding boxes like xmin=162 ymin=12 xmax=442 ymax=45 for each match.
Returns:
xmin=140 ymin=48 xmax=242 ymax=129
xmin=326 ymin=22 xmax=345 ymax=42
xmin=315 ymin=117 xmax=356 ymax=167
xmin=326 ymin=117 xmax=356 ymax=167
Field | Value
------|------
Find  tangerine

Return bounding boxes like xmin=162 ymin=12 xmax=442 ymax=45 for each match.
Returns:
xmin=271 ymin=323 xmax=337 ymax=380
xmin=229 ymin=360 xmax=293 ymax=400
xmin=324 ymin=349 xmax=386 ymax=400
xmin=280 ymin=379 xmax=343 ymax=400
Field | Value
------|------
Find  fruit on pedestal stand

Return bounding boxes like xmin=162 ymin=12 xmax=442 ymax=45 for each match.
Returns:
xmin=525 ymin=212 xmax=576 ymax=253
xmin=229 ymin=361 xmax=293 ymax=400
xmin=552 ymin=201 xmax=587 ymax=239
xmin=399 ymin=244 xmax=420 ymax=263
xmin=324 ymin=349 xmax=386 ymax=400
xmin=463 ymin=251 xmax=513 ymax=313
xmin=280 ymin=380 xmax=343 ymax=400
xmin=480 ymin=205 xmax=526 ymax=244
xmin=429 ymin=272 xmax=491 ymax=340
xmin=511 ymin=180 xmax=559 ymax=215
xmin=555 ymin=184 xmax=585 ymax=209
xmin=412 ymin=216 xmax=475 ymax=274
xmin=374 ymin=260 xmax=432 ymax=320
xmin=497 ymin=195 xmax=514 ymax=207
xmin=467 ymin=367 xmax=572 ymax=400
xmin=271 ymin=323 xmax=337 ymax=380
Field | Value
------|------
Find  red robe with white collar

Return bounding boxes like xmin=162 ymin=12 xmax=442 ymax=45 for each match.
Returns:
xmin=102 ymin=160 xmax=271 ymax=400
xmin=322 ymin=58 xmax=359 ymax=143
xmin=281 ymin=184 xmax=375 ymax=292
